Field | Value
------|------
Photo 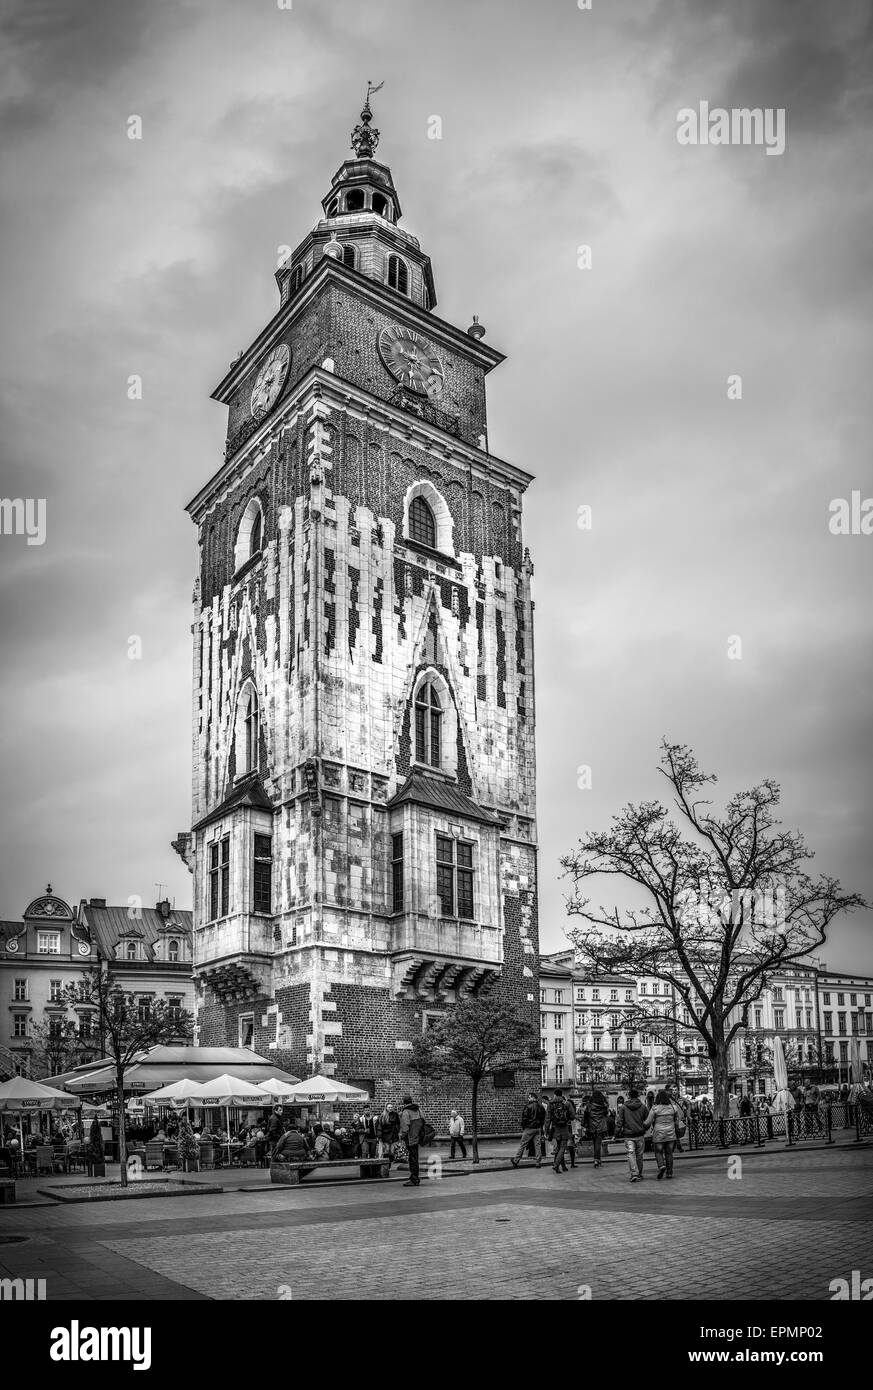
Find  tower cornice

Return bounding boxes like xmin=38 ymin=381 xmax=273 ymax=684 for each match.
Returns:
xmin=210 ymin=257 xmax=504 ymax=406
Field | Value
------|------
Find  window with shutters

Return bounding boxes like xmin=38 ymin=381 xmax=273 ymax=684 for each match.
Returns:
xmin=387 ymin=253 xmax=409 ymax=295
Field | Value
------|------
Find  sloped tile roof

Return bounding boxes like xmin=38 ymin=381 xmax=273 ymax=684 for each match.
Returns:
xmin=386 ymin=770 xmax=503 ymax=826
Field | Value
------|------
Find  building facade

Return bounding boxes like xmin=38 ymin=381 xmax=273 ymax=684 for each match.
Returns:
xmin=173 ymin=99 xmax=540 ymax=1126
xmin=0 ymin=889 xmax=194 ymax=1079
xmin=539 ymin=949 xmax=873 ymax=1097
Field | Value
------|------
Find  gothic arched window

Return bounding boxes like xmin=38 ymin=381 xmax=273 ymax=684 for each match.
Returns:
xmin=289 ymin=265 xmax=303 ymax=295
xmin=387 ymin=254 xmax=409 ymax=296
xmin=346 ymin=189 xmax=365 ymax=212
xmin=342 ymin=243 xmax=356 ymax=270
xmin=372 ymin=193 xmax=388 ymax=218
xmin=242 ymin=686 xmax=259 ymax=775
xmin=234 ymin=498 xmax=264 ymax=572
xmin=409 ymin=495 xmax=436 ymax=549
xmin=415 ymin=681 xmax=442 ymax=768
xmin=249 ymin=507 xmax=262 ymax=557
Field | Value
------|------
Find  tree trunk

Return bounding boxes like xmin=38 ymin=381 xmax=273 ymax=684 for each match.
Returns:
xmin=117 ymin=1068 xmax=128 ymax=1187
xmin=710 ymin=1021 xmax=731 ymax=1119
xmin=470 ymin=1076 xmax=480 ymax=1163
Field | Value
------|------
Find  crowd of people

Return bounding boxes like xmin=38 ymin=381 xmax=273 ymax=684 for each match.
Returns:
xmin=269 ymin=1095 xmax=431 ymax=1186
xmin=510 ymin=1083 xmax=690 ymax=1181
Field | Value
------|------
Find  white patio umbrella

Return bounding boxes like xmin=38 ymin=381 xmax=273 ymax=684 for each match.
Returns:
xmin=772 ymin=1035 xmax=793 ymax=1113
xmin=142 ymin=1078 xmax=209 ymax=1109
xmin=583 ymin=1021 xmax=595 ymax=1052
xmin=258 ymin=1078 xmax=303 ymax=1101
xmin=281 ymin=1075 xmax=369 ymax=1127
xmin=600 ymin=1028 xmax=613 ymax=1053
xmin=184 ymin=1074 xmax=273 ymax=1148
xmin=850 ymin=1037 xmax=864 ymax=1086
xmin=0 ymin=1076 xmax=81 ymax=1154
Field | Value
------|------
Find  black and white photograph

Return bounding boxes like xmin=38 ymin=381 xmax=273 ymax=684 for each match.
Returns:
xmin=1 ymin=0 xmax=872 ymax=1338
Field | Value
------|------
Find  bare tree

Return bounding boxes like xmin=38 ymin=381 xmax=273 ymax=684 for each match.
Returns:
xmin=562 ymin=741 xmax=865 ymax=1118
xmin=410 ymin=994 xmax=543 ymax=1162
xmin=65 ymin=966 xmax=193 ymax=1186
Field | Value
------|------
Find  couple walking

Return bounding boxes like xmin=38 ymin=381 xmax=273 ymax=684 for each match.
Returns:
xmin=620 ymin=1088 xmax=686 ymax=1181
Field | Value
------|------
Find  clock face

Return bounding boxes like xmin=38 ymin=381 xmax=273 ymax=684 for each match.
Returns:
xmin=250 ymin=343 xmax=291 ymax=418
xmin=378 ymin=326 xmax=444 ymax=398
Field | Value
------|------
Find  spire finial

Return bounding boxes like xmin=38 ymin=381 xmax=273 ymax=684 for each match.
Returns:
xmin=351 ymin=80 xmax=383 ymax=158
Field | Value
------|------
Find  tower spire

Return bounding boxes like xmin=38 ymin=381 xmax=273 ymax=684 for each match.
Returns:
xmin=351 ymin=80 xmax=383 ymax=158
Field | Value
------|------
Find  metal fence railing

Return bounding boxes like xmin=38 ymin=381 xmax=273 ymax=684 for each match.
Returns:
xmin=685 ymin=1100 xmax=873 ymax=1150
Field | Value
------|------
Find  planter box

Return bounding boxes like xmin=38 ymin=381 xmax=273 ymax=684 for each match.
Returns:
xmin=0 ymin=1179 xmax=16 ymax=1205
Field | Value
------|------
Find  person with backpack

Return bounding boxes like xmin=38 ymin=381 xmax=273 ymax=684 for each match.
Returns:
xmin=547 ymin=1089 xmax=575 ymax=1174
xmin=586 ymin=1090 xmax=610 ymax=1168
xmin=399 ymin=1093 xmax=425 ymax=1187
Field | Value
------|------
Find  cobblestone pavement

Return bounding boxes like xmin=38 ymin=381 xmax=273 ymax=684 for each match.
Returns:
xmin=1 ymin=1145 xmax=870 ymax=1301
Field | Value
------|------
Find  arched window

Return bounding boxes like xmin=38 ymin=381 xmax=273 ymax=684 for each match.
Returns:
xmin=415 ymin=681 xmax=442 ymax=767
xmin=372 ymin=193 xmax=387 ymax=218
xmin=242 ymin=686 xmax=259 ymax=774
xmin=409 ymin=495 xmax=436 ymax=549
xmin=126 ymin=940 xmax=137 ymax=961
xmin=346 ymin=189 xmax=365 ymax=212
xmin=326 ymin=197 xmax=339 ymax=217
xmin=342 ymin=244 xmax=356 ymax=270
xmin=249 ymin=508 xmax=262 ymax=557
xmin=168 ymin=939 xmax=179 ymax=963
xmin=387 ymin=254 xmax=409 ymax=295
xmin=234 ymin=498 xmax=264 ymax=572
xmin=289 ymin=265 xmax=303 ymax=295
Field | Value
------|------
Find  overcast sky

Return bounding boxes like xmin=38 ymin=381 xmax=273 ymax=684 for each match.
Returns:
xmin=1 ymin=0 xmax=871 ymax=973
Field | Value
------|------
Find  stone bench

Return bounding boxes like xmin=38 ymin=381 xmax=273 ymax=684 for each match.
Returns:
xmin=270 ymin=1157 xmax=391 ymax=1185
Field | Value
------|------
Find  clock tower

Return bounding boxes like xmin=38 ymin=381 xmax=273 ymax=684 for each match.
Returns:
xmin=176 ymin=97 xmax=540 ymax=1123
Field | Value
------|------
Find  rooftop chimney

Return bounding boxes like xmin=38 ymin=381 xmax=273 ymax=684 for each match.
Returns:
xmin=157 ymin=898 xmax=171 ymax=918
xmin=89 ymin=898 xmax=107 ymax=909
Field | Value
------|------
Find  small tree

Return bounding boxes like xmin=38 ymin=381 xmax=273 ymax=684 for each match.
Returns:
xmin=410 ymin=994 xmax=543 ymax=1162
xmin=563 ymin=741 xmax=865 ymax=1118
xmin=66 ymin=965 xmax=193 ymax=1187
xmin=176 ymin=1114 xmax=198 ymax=1171
xmin=610 ymin=1051 xmax=647 ymax=1092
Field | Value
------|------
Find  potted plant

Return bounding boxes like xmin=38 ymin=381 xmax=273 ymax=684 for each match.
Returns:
xmin=177 ymin=1115 xmax=199 ymax=1172
xmin=88 ymin=1118 xmax=106 ymax=1178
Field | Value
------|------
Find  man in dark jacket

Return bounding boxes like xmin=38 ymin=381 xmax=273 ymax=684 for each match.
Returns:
xmin=399 ymin=1094 xmax=424 ymax=1186
xmin=617 ymin=1089 xmax=649 ymax=1182
xmin=266 ymin=1107 xmax=285 ymax=1152
xmin=547 ymin=1090 xmax=575 ymax=1174
xmin=511 ymin=1091 xmax=544 ymax=1167
xmin=358 ymin=1107 xmax=381 ymax=1159
xmin=272 ymin=1126 xmax=313 ymax=1181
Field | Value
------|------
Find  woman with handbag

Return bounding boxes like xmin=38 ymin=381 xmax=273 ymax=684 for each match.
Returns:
xmin=644 ymin=1089 xmax=684 ymax=1179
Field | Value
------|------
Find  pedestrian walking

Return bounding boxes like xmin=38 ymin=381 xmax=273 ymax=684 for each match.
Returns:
xmin=644 ymin=1089 xmax=683 ymax=1179
xmin=399 ymin=1093 xmax=425 ymax=1186
xmin=617 ymin=1088 xmax=649 ymax=1182
xmin=511 ymin=1091 xmax=545 ymax=1167
xmin=546 ymin=1089 xmax=574 ymax=1174
xmin=586 ymin=1089 xmax=609 ymax=1168
xmin=448 ymin=1110 xmax=467 ymax=1159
